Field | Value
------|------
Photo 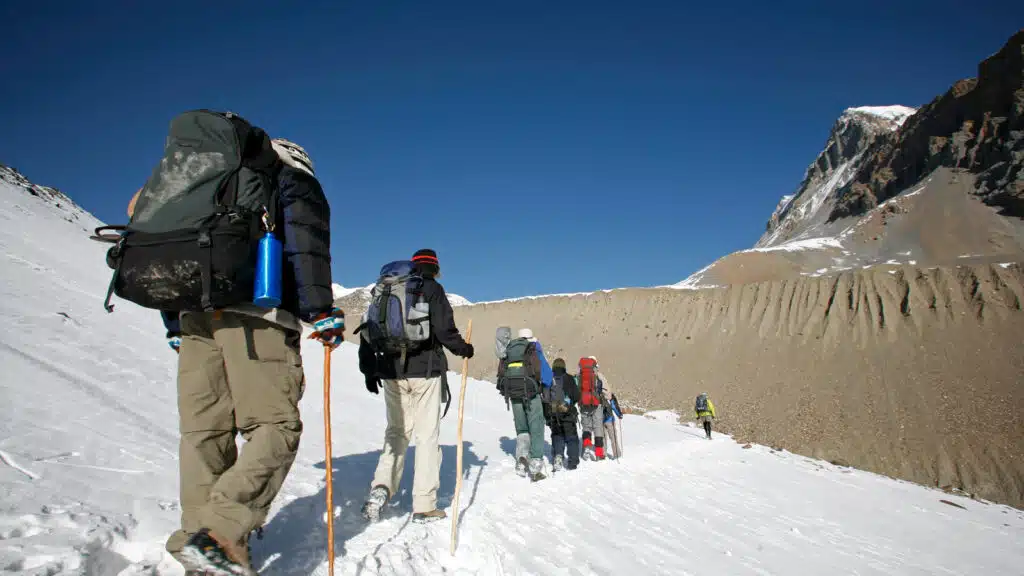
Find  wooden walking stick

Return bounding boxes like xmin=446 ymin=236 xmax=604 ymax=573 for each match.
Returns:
xmin=323 ymin=347 xmax=336 ymax=576
xmin=449 ymin=319 xmax=473 ymax=556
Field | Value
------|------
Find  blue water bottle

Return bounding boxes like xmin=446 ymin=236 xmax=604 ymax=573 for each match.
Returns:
xmin=254 ymin=231 xmax=282 ymax=308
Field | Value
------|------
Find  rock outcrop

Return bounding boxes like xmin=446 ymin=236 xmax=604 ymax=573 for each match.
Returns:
xmin=759 ymin=106 xmax=915 ymax=248
xmin=831 ymin=29 xmax=1024 ymax=221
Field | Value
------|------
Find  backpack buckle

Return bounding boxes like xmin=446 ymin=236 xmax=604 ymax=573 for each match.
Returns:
xmin=197 ymin=230 xmax=212 ymax=248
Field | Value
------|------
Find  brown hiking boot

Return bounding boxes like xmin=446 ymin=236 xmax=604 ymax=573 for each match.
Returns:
xmin=412 ymin=509 xmax=447 ymax=524
xmin=181 ymin=528 xmax=253 ymax=576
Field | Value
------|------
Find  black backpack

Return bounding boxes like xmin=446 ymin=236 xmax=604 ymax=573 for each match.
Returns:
xmin=544 ymin=373 xmax=571 ymax=414
xmin=99 ymin=110 xmax=281 ymax=313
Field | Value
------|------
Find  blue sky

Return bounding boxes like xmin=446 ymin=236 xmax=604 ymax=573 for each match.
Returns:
xmin=1 ymin=1 xmax=1018 ymax=302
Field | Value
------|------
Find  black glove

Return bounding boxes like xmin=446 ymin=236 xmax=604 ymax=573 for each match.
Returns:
xmin=365 ymin=375 xmax=380 ymax=395
xmin=461 ymin=343 xmax=475 ymax=359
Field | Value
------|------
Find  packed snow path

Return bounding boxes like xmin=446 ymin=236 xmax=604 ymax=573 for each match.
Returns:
xmin=1 ymin=178 xmax=1023 ymax=575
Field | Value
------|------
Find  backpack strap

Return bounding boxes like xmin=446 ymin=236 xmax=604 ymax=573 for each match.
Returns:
xmin=103 ymin=268 xmax=119 ymax=313
xmin=102 ymin=235 xmax=127 ymax=313
xmin=197 ymin=227 xmax=214 ymax=311
xmin=440 ymin=369 xmax=451 ymax=419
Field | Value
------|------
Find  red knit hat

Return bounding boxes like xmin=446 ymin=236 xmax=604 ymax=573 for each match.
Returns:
xmin=412 ymin=248 xmax=440 ymax=275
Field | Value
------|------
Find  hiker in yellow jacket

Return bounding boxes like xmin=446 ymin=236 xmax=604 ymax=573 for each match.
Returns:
xmin=695 ymin=392 xmax=716 ymax=440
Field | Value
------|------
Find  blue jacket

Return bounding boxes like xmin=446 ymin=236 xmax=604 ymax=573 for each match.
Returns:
xmin=535 ymin=341 xmax=553 ymax=387
xmin=603 ymin=395 xmax=623 ymax=424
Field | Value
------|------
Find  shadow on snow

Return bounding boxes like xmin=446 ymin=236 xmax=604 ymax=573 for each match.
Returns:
xmin=253 ymin=442 xmax=488 ymax=575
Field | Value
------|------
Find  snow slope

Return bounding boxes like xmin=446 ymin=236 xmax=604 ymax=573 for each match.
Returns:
xmin=1 ymin=175 xmax=1023 ymax=575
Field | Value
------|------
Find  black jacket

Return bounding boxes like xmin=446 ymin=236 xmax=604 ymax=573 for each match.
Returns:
xmin=276 ymin=165 xmax=334 ymax=323
xmin=359 ymin=275 xmax=471 ymax=380
xmin=549 ymin=367 xmax=581 ymax=420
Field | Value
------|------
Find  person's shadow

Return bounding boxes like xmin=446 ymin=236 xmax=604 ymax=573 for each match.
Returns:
xmin=252 ymin=442 xmax=488 ymax=575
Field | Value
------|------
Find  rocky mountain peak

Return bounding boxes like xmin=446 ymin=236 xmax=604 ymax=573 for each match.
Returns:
xmin=757 ymin=105 xmax=915 ymax=248
xmin=0 ymin=164 xmax=98 ymax=232
xmin=830 ymin=28 xmax=1024 ymax=221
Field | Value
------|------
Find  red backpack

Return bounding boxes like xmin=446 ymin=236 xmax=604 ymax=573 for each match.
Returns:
xmin=578 ymin=357 xmax=601 ymax=408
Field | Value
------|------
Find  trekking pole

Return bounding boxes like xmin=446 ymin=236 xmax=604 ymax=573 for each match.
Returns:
xmin=616 ymin=417 xmax=624 ymax=461
xmin=323 ymin=346 xmax=336 ymax=576
xmin=450 ymin=319 xmax=473 ymax=556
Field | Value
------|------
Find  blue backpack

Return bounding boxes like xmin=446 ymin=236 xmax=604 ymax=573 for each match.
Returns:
xmin=356 ymin=260 xmax=431 ymax=356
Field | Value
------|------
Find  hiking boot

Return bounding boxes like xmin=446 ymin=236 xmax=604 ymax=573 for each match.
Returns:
xmin=582 ymin=447 xmax=596 ymax=461
xmin=552 ymin=455 xmax=564 ymax=473
xmin=412 ymin=509 xmax=447 ymax=524
xmin=515 ymin=457 xmax=529 ymax=478
xmin=180 ymin=529 xmax=252 ymax=576
xmin=361 ymin=485 xmax=390 ymax=522
xmin=528 ymin=458 xmax=546 ymax=482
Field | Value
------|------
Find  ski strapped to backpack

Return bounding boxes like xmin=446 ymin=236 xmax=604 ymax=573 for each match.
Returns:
xmin=494 ymin=326 xmax=512 ymax=361
xmin=578 ymin=357 xmax=602 ymax=408
xmin=101 ymin=110 xmax=282 ymax=313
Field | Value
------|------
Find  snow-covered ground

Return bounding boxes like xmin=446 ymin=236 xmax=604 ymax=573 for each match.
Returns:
xmin=2 ymin=178 xmax=1023 ymax=576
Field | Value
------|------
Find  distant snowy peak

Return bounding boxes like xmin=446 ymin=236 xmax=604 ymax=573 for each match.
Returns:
xmin=446 ymin=293 xmax=473 ymax=307
xmin=756 ymin=104 xmax=917 ymax=248
xmin=332 ymin=282 xmax=471 ymax=308
xmin=332 ymin=283 xmax=372 ymax=300
xmin=0 ymin=163 xmax=100 ymax=231
xmin=845 ymin=105 xmax=917 ymax=125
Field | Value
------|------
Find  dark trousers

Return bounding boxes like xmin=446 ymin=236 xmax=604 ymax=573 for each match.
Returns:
xmin=703 ymin=418 xmax=712 ymax=438
xmin=549 ymin=415 xmax=580 ymax=469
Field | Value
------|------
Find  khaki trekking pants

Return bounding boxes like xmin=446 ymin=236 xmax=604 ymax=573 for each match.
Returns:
xmin=371 ymin=377 xmax=443 ymax=514
xmin=166 ymin=311 xmax=305 ymax=561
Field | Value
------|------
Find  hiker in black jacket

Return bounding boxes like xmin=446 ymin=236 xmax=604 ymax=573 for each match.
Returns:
xmin=544 ymin=358 xmax=581 ymax=471
xmin=358 ymin=249 xmax=474 ymax=524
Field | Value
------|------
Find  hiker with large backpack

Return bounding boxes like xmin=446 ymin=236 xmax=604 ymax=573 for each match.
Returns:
xmin=695 ymin=392 xmax=716 ymax=439
xmin=495 ymin=328 xmax=552 ymax=481
xmin=357 ymin=249 xmax=474 ymax=524
xmin=578 ymin=356 xmax=611 ymax=461
xmin=112 ymin=111 xmax=339 ymax=575
xmin=544 ymin=358 xmax=581 ymax=472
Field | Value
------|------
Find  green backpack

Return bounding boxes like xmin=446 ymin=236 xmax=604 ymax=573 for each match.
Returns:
xmin=499 ymin=338 xmax=540 ymax=401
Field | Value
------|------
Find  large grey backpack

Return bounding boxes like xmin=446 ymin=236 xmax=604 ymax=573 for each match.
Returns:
xmin=100 ymin=110 xmax=281 ymax=313
xmin=354 ymin=260 xmax=431 ymax=359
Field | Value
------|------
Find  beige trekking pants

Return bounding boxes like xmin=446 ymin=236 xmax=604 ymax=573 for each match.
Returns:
xmin=165 ymin=311 xmax=305 ymax=560
xmin=370 ymin=377 xmax=443 ymax=513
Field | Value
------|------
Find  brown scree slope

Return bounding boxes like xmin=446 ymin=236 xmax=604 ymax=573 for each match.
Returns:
xmin=434 ymin=264 xmax=1024 ymax=508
